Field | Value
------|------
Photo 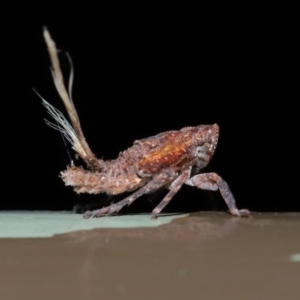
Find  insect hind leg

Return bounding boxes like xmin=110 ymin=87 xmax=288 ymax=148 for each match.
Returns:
xmin=83 ymin=169 xmax=177 ymax=218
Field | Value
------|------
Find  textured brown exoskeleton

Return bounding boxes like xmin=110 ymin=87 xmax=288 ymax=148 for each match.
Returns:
xmin=40 ymin=28 xmax=250 ymax=219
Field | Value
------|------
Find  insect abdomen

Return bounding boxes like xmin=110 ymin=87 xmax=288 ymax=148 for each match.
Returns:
xmin=61 ymin=144 xmax=147 ymax=195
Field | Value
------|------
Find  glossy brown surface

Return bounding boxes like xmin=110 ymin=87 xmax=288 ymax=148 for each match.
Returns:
xmin=1 ymin=212 xmax=299 ymax=300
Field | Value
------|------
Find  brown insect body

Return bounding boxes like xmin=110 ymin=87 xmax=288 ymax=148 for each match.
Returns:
xmin=40 ymin=29 xmax=250 ymax=219
xmin=62 ymin=124 xmax=218 ymax=195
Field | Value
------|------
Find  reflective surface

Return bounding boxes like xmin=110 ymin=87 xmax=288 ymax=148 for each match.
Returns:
xmin=1 ymin=212 xmax=300 ymax=300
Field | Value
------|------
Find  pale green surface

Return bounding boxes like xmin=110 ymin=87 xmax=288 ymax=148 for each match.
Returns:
xmin=290 ymin=253 xmax=300 ymax=262
xmin=0 ymin=211 xmax=186 ymax=238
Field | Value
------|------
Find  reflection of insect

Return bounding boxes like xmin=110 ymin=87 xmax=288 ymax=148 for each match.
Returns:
xmin=40 ymin=28 xmax=250 ymax=219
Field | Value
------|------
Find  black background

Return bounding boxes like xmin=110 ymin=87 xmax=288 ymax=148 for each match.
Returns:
xmin=1 ymin=8 xmax=296 ymax=213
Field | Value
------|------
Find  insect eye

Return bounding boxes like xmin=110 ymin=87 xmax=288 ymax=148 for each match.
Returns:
xmin=196 ymin=146 xmax=204 ymax=157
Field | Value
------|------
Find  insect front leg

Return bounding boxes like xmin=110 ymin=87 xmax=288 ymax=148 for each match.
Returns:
xmin=83 ymin=169 xmax=177 ymax=218
xmin=185 ymin=172 xmax=250 ymax=217
xmin=151 ymin=168 xmax=191 ymax=219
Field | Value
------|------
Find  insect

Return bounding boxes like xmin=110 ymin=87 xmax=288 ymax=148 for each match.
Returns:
xmin=39 ymin=28 xmax=250 ymax=219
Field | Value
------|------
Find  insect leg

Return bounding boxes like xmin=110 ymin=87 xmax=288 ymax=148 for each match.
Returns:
xmin=151 ymin=168 xmax=191 ymax=219
xmin=83 ymin=169 xmax=177 ymax=218
xmin=186 ymin=172 xmax=250 ymax=217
